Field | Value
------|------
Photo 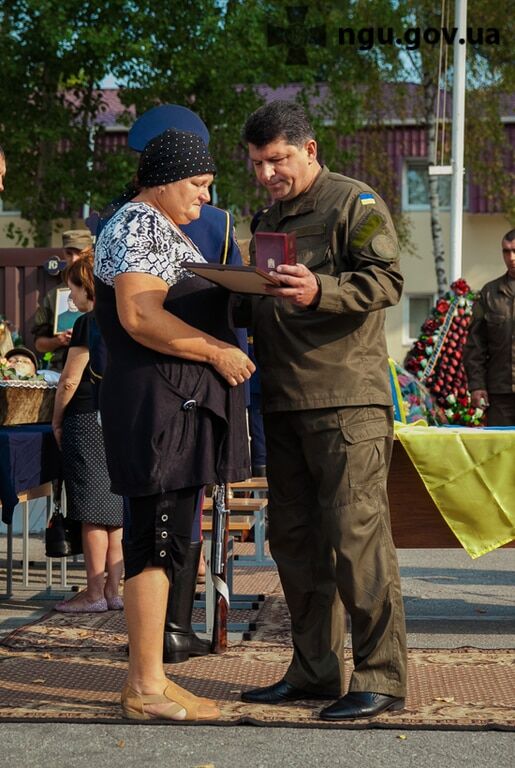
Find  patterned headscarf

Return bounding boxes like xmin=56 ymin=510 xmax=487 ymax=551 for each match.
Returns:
xmin=137 ymin=128 xmax=216 ymax=188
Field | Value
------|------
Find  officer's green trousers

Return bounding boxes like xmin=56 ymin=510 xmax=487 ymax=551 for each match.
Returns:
xmin=263 ymin=405 xmax=407 ymax=698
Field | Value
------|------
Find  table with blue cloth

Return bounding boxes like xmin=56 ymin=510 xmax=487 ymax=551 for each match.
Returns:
xmin=0 ymin=424 xmax=61 ymax=524
xmin=0 ymin=424 xmax=62 ymax=595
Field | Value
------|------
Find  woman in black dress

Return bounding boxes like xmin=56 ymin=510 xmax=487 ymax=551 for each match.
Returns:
xmin=94 ymin=129 xmax=254 ymax=722
xmin=51 ymin=253 xmax=124 ymax=613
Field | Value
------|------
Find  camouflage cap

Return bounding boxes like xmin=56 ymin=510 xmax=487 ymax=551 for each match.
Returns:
xmin=62 ymin=229 xmax=93 ymax=251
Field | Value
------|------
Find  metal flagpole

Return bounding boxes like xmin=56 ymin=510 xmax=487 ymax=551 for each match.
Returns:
xmin=449 ymin=0 xmax=468 ymax=283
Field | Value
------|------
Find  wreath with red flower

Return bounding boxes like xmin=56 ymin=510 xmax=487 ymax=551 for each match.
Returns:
xmin=404 ymin=279 xmax=485 ymax=426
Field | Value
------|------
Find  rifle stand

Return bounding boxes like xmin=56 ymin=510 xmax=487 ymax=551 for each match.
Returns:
xmin=192 ymin=535 xmax=261 ymax=635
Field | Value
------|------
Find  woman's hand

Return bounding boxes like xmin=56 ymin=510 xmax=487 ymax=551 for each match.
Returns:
xmin=52 ymin=421 xmax=63 ymax=449
xmin=115 ymin=273 xmax=258 ymax=377
xmin=51 ymin=346 xmax=88 ymax=451
xmin=212 ymin=346 xmax=255 ymax=386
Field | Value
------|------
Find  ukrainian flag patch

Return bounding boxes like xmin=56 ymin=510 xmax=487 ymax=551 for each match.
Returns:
xmin=359 ymin=193 xmax=376 ymax=205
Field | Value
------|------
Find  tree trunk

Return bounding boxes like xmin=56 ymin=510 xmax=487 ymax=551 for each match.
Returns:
xmin=34 ymin=138 xmax=55 ymax=246
xmin=33 ymin=66 xmax=60 ymax=247
xmin=79 ymin=79 xmax=96 ymax=222
xmin=424 ymin=79 xmax=448 ymax=297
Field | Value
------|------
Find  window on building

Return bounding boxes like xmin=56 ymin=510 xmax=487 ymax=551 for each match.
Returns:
xmin=403 ymin=161 xmax=467 ymax=211
xmin=404 ymin=294 xmax=435 ymax=344
xmin=0 ymin=196 xmax=20 ymax=215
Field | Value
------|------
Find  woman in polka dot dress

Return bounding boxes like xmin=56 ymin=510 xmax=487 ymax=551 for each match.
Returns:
xmin=52 ymin=253 xmax=124 ymax=613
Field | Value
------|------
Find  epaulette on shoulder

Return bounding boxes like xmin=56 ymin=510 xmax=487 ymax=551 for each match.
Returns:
xmin=484 ymin=274 xmax=508 ymax=293
xmin=326 ymin=171 xmax=371 ymax=194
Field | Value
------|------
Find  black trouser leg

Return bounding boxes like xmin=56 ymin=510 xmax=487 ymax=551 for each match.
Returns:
xmin=163 ymin=541 xmax=211 ymax=663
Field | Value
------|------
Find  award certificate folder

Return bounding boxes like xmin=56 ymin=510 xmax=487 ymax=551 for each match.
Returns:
xmin=183 ymin=262 xmax=281 ymax=295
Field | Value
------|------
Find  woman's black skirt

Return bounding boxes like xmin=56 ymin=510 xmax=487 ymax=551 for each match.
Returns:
xmin=62 ymin=411 xmax=123 ymax=527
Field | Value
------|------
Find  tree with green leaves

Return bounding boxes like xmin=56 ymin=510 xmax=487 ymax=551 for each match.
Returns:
xmin=353 ymin=0 xmax=514 ymax=295
xmin=112 ymin=1 xmax=382 ymax=216
xmin=2 ymin=0 xmax=509 ymax=260
xmin=0 ymin=0 xmax=136 ymax=245
xmin=0 ymin=1 xmax=421 ymax=249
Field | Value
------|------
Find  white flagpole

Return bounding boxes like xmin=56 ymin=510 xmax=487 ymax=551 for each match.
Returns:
xmin=449 ymin=0 xmax=468 ymax=283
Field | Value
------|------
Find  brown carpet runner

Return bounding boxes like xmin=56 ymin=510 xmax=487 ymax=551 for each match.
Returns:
xmin=0 ymin=573 xmax=513 ymax=729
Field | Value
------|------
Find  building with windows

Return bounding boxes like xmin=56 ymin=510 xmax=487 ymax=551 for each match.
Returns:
xmin=387 ymin=138 xmax=511 ymax=362
xmin=1 ymin=86 xmax=513 ymax=364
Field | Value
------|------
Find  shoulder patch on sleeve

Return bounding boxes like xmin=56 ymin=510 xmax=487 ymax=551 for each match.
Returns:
xmin=350 ymin=211 xmax=385 ymax=249
xmin=370 ymin=233 xmax=398 ymax=261
xmin=359 ymin=192 xmax=376 ymax=205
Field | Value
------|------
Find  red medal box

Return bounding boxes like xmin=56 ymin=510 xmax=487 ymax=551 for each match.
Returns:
xmin=255 ymin=232 xmax=297 ymax=272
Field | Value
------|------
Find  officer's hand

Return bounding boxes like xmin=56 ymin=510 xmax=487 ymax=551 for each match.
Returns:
xmin=471 ymin=389 xmax=489 ymax=409
xmin=265 ymin=264 xmax=320 ymax=308
xmin=213 ymin=346 xmax=256 ymax=387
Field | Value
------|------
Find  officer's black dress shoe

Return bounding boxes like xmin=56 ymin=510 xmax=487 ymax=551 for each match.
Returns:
xmin=319 ymin=691 xmax=405 ymax=720
xmin=241 ymin=679 xmax=336 ymax=704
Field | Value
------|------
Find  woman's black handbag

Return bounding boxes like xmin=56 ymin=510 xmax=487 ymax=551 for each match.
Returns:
xmin=45 ymin=478 xmax=83 ymax=557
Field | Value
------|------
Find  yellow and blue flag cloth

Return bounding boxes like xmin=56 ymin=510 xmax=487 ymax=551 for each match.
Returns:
xmin=389 ymin=358 xmax=406 ymax=423
xmin=394 ymin=422 xmax=515 ymax=558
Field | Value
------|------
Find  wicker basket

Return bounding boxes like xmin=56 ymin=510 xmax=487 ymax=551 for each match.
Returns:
xmin=0 ymin=380 xmax=57 ymax=425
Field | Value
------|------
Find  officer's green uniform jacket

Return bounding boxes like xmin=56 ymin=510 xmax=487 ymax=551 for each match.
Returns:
xmin=463 ymin=273 xmax=515 ymax=394
xmin=249 ymin=166 xmax=403 ymax=412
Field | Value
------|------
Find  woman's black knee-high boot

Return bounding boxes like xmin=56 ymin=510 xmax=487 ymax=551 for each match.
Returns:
xmin=163 ymin=541 xmax=211 ymax=663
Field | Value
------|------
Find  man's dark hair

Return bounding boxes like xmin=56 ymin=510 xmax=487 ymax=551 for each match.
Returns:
xmin=0 ymin=144 xmax=4 ymax=157
xmin=243 ymin=100 xmax=315 ymax=148
xmin=502 ymin=228 xmax=515 ymax=242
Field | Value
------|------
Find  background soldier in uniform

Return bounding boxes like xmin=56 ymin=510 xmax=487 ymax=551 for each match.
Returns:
xmin=464 ymin=229 xmax=515 ymax=426
xmin=32 ymin=229 xmax=93 ymax=370
xmin=238 ymin=100 xmax=407 ymax=721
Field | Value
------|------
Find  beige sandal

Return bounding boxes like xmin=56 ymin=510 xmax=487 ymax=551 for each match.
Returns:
xmin=164 ymin=679 xmax=214 ymax=706
xmin=121 ymin=683 xmax=220 ymax=721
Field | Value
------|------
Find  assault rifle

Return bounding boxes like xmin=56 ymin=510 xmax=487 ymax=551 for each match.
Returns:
xmin=210 ymin=484 xmax=230 ymax=653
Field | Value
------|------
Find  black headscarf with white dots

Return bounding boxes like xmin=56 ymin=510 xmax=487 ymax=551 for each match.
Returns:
xmin=137 ymin=128 xmax=216 ymax=187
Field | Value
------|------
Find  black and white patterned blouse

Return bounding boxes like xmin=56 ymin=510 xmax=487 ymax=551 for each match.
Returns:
xmin=94 ymin=202 xmax=206 ymax=287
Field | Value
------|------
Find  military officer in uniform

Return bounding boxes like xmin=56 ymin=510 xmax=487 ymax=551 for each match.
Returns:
xmin=238 ymin=100 xmax=407 ymax=720
xmin=464 ymin=229 xmax=515 ymax=426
